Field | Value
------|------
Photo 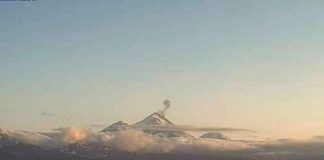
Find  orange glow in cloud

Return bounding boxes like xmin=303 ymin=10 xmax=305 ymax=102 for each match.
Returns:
xmin=63 ymin=127 xmax=87 ymax=144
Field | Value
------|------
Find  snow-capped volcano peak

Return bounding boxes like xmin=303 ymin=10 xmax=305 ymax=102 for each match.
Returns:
xmin=100 ymin=112 xmax=194 ymax=139
xmin=200 ymin=132 xmax=231 ymax=141
xmin=134 ymin=112 xmax=174 ymax=126
xmin=133 ymin=112 xmax=194 ymax=139
xmin=100 ymin=121 xmax=129 ymax=132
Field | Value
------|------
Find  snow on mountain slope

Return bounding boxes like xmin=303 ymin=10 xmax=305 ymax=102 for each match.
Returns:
xmin=100 ymin=121 xmax=129 ymax=132
xmin=200 ymin=132 xmax=231 ymax=141
xmin=134 ymin=112 xmax=194 ymax=139
xmin=134 ymin=112 xmax=174 ymax=126
xmin=0 ymin=128 xmax=54 ymax=147
xmin=100 ymin=112 xmax=194 ymax=139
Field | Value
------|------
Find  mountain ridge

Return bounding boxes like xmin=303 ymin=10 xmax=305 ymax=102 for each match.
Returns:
xmin=100 ymin=112 xmax=194 ymax=139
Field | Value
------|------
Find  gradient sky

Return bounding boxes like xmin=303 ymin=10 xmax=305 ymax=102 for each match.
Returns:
xmin=1 ymin=0 xmax=324 ymax=139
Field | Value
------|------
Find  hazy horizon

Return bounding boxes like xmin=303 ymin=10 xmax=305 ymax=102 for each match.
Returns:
xmin=1 ymin=0 xmax=324 ymax=140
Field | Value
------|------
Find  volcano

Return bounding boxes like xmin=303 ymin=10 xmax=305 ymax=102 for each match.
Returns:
xmin=101 ymin=112 xmax=194 ymax=139
xmin=100 ymin=121 xmax=129 ymax=132
xmin=135 ymin=112 xmax=174 ymax=126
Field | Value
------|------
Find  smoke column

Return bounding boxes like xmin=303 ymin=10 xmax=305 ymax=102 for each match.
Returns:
xmin=160 ymin=99 xmax=170 ymax=117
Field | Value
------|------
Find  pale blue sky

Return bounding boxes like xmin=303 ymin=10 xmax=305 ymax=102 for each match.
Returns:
xmin=1 ymin=0 xmax=324 ymax=138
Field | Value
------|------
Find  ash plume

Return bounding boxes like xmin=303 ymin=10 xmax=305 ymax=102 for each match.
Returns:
xmin=159 ymin=99 xmax=171 ymax=117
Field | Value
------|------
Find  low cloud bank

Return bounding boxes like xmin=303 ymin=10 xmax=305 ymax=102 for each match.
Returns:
xmin=132 ymin=124 xmax=255 ymax=132
xmin=49 ymin=128 xmax=252 ymax=153
xmin=1 ymin=127 xmax=254 ymax=153
xmin=2 ymin=127 xmax=324 ymax=159
xmin=254 ymin=138 xmax=324 ymax=159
